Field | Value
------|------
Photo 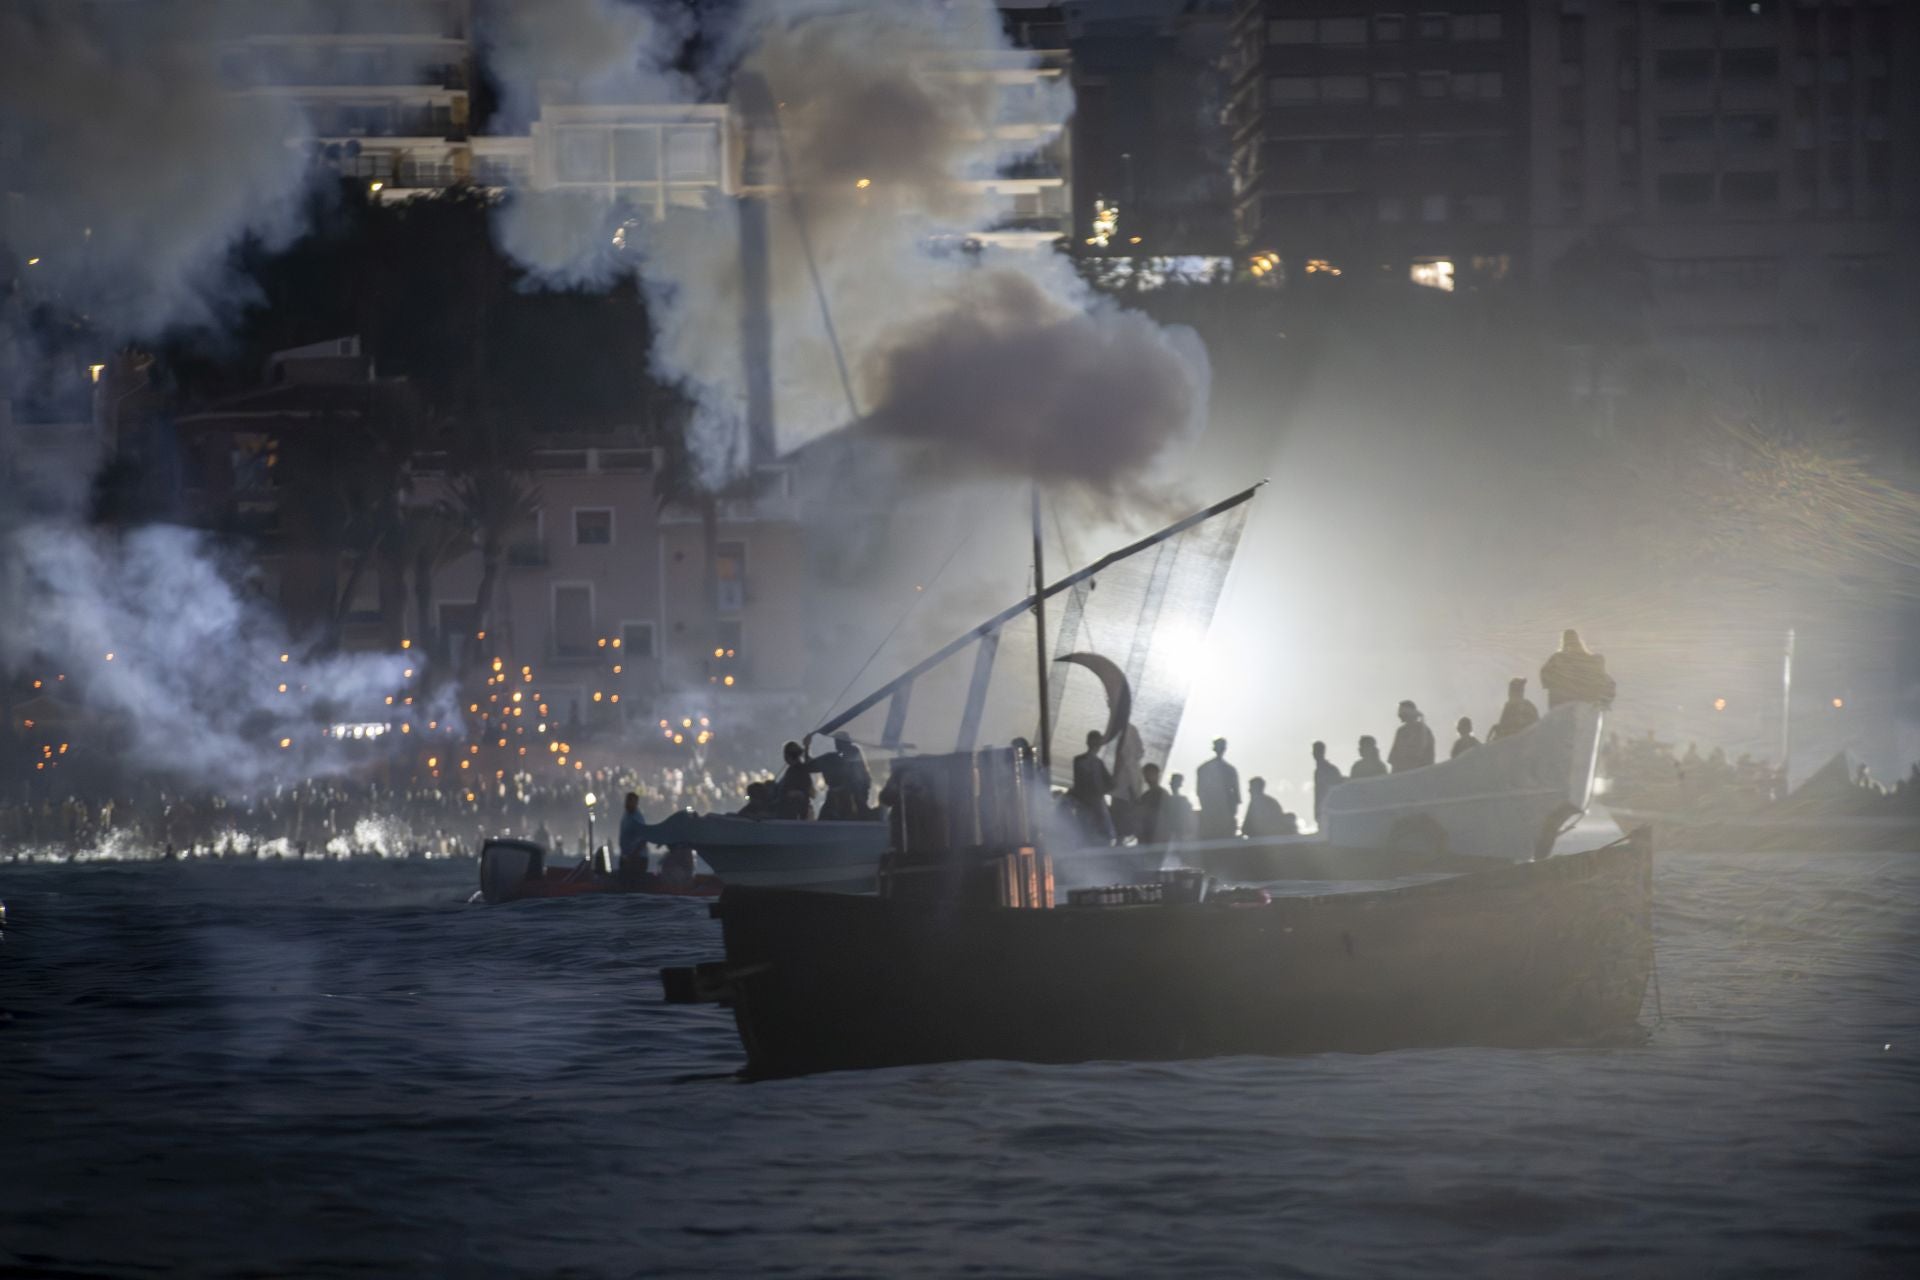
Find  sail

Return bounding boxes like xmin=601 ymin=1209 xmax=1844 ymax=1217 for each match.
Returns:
xmin=815 ymin=483 xmax=1259 ymax=789
xmin=1044 ymin=498 xmax=1251 ymax=791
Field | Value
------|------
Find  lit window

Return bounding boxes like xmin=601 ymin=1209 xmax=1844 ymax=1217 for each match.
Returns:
xmin=1420 ymin=193 xmax=1449 ymax=222
xmin=1410 ymin=260 xmax=1456 ymax=292
xmin=1374 ymin=14 xmax=1406 ymax=41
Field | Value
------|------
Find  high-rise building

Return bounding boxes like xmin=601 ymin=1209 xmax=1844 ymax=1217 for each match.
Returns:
xmin=1227 ymin=1 xmax=1532 ymax=291
xmin=1530 ymin=0 xmax=1919 ymax=340
xmin=217 ymin=0 xmax=476 ymax=198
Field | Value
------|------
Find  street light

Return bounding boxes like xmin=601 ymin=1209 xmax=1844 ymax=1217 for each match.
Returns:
xmin=583 ymin=791 xmax=601 ymax=868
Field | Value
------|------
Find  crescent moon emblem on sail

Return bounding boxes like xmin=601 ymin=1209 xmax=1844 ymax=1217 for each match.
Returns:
xmin=1055 ymin=652 xmax=1132 ymax=748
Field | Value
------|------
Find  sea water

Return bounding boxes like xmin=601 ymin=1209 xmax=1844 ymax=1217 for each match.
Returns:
xmin=2 ymin=842 xmax=1916 ymax=1277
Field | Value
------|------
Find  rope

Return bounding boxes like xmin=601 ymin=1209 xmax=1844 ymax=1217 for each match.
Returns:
xmin=813 ymin=529 xmax=974 ymax=735
xmin=765 ymin=91 xmax=862 ymax=424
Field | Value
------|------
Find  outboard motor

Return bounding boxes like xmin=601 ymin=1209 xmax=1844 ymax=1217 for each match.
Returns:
xmin=478 ymin=838 xmax=547 ymax=904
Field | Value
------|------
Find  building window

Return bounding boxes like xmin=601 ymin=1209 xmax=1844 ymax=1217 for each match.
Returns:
xmin=1375 ymin=13 xmax=1407 ymax=41
xmin=1656 ymin=172 xmax=1714 ymax=207
xmin=1452 ymin=71 xmax=1504 ymax=100
xmin=1723 ymin=113 xmax=1779 ymax=143
xmin=1722 ymin=48 xmax=1781 ymax=81
xmin=1459 ymin=194 xmax=1507 ymax=222
xmin=1416 ymin=70 xmax=1451 ymax=99
xmin=1375 ymin=73 xmax=1409 ymax=106
xmin=1451 ymin=13 xmax=1503 ymax=41
xmin=1319 ymin=17 xmax=1368 ymax=45
xmin=1656 ymin=0 xmax=1713 ymax=16
xmin=1417 ymin=12 xmax=1448 ymax=39
xmin=1656 ymin=114 xmax=1714 ymax=143
xmin=1721 ymin=171 xmax=1780 ymax=206
xmin=1421 ymin=194 xmax=1449 ymax=222
xmin=1269 ymin=76 xmax=1318 ymax=104
xmin=1322 ymin=75 xmax=1368 ymax=103
xmin=1378 ymin=195 xmax=1408 ymax=223
xmin=715 ymin=541 xmax=746 ymax=614
xmin=621 ymin=621 xmax=655 ymax=661
xmin=1268 ymin=18 xmax=1315 ymax=44
xmin=1655 ymin=50 xmax=1714 ymax=83
xmin=553 ymin=585 xmax=595 ymax=659
xmin=574 ymin=508 xmax=613 ymax=546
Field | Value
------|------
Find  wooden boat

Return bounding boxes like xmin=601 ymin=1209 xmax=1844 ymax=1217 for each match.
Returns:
xmin=1318 ymin=701 xmax=1605 ymax=861
xmin=669 ymin=823 xmax=1654 ymax=1080
xmin=636 ymin=811 xmax=890 ymax=893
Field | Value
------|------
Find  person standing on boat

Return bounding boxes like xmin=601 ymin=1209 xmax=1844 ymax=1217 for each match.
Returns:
xmin=1165 ymin=772 xmax=1197 ymax=844
xmin=1196 ymin=738 xmax=1241 ymax=840
xmin=1388 ymin=701 xmax=1436 ymax=772
xmin=1451 ymin=717 xmax=1481 ymax=758
xmin=1540 ymin=629 xmax=1616 ymax=708
xmin=1488 ymin=677 xmax=1540 ymax=740
xmin=1242 ymin=778 xmax=1297 ymax=838
xmin=1311 ymin=741 xmax=1343 ymax=829
xmin=618 ymin=791 xmax=649 ymax=875
xmin=1136 ymin=763 xmax=1169 ymax=845
xmin=806 ymin=731 xmax=873 ymax=820
xmin=1351 ymin=735 xmax=1387 ymax=778
xmin=777 ymin=741 xmax=815 ymax=820
xmin=1070 ymin=730 xmax=1116 ymax=842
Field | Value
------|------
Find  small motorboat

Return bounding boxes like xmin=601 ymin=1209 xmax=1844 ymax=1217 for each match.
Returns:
xmin=475 ymin=837 xmax=721 ymax=904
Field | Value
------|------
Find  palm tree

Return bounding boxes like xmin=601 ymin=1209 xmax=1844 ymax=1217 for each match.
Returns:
xmin=446 ymin=418 xmax=539 ymax=673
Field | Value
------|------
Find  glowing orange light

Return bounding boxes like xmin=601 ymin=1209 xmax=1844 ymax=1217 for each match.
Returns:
xmin=403 ymin=668 xmax=413 ymax=679
xmin=592 ymin=691 xmax=603 ymax=703
xmin=104 ymin=652 xmax=114 ymax=661
xmin=1832 ymin=697 xmax=1845 ymax=709
xmin=401 ymin=639 xmax=411 ymax=650
xmin=1713 ymin=698 xmax=1727 ymax=711
xmin=279 ymin=654 xmax=289 ymax=663
xmin=609 ymin=694 xmax=619 ymax=704
xmin=723 ymin=675 xmax=735 ymax=687
xmin=460 ymin=760 xmax=470 ymax=770
xmin=597 ymin=638 xmax=607 ymax=648
xmin=279 ymin=738 xmax=292 ymax=749
xmin=401 ymin=724 xmax=411 ymax=734
xmin=611 ymin=638 xmax=622 ymax=649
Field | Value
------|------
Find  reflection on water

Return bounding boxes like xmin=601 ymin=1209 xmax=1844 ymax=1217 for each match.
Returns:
xmin=1 ymin=848 xmax=1916 ymax=1276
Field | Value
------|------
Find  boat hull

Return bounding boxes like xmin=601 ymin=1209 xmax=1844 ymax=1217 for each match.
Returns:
xmin=1322 ymin=702 xmax=1604 ymax=860
xmin=645 ymin=813 xmax=892 ymax=893
xmin=704 ymin=832 xmax=1654 ymax=1079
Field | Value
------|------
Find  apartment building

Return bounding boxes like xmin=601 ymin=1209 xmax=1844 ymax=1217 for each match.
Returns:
xmin=1228 ymin=1 xmax=1532 ymax=290
xmin=1530 ymin=0 xmax=1919 ymax=339
xmin=216 ymin=0 xmax=476 ymax=197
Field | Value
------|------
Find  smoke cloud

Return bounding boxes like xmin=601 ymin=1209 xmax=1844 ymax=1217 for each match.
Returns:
xmin=491 ymin=0 xmax=1206 ymax=490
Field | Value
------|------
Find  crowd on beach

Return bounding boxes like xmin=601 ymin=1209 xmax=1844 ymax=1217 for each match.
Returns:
xmin=1601 ymin=731 xmax=1920 ymax=817
xmin=0 ymin=763 xmax=759 ymax=863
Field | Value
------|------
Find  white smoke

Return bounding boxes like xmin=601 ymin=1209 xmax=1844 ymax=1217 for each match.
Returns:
xmin=490 ymin=0 xmax=1207 ymax=489
xmin=0 ymin=2 xmax=412 ymax=787
xmin=0 ymin=523 xmax=419 ymax=786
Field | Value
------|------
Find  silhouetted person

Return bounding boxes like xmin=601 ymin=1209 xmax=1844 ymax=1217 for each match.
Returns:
xmin=1070 ymin=729 xmax=1115 ymax=842
xmin=1242 ymin=777 xmax=1298 ymax=839
xmin=736 ymin=780 xmax=779 ymax=818
xmin=1165 ymin=772 xmax=1196 ymax=843
xmin=1196 ymin=738 xmax=1241 ymax=840
xmin=777 ymin=741 xmax=814 ymax=819
xmin=1136 ymin=763 xmax=1169 ymax=845
xmin=1451 ymin=716 xmax=1481 ymax=759
xmin=1540 ymin=629 xmax=1616 ymax=708
xmin=1351 ymin=735 xmax=1387 ymax=779
xmin=806 ymin=731 xmax=873 ymax=820
xmin=1489 ymin=678 xmax=1540 ymax=741
xmin=1312 ymin=740 xmax=1343 ymax=829
xmin=1388 ymin=700 xmax=1435 ymax=773
xmin=618 ymin=791 xmax=648 ymax=874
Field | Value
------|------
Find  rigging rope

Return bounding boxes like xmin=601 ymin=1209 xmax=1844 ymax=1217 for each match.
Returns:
xmin=813 ymin=529 xmax=975 ymax=738
xmin=766 ymin=89 xmax=863 ymax=425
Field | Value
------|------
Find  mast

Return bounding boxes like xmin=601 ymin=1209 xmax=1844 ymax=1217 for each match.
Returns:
xmin=1031 ymin=485 xmax=1052 ymax=772
xmin=1780 ymin=627 xmax=1795 ymax=783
